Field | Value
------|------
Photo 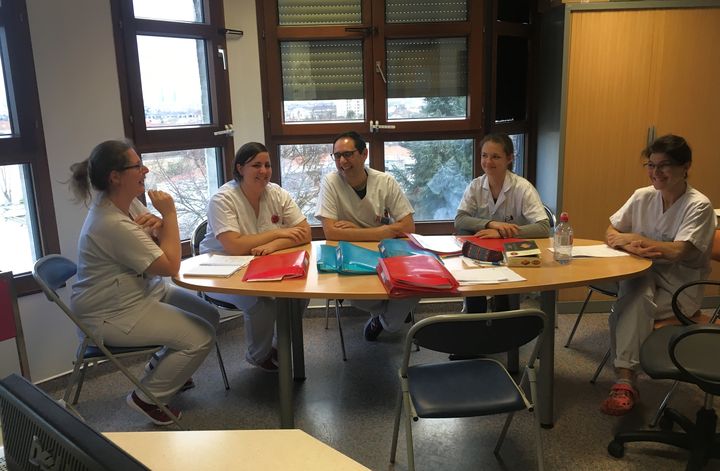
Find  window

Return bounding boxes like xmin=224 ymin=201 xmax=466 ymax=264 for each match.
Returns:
xmin=258 ymin=0 xmax=488 ymax=235
xmin=112 ymin=0 xmax=233 ymax=246
xmin=0 ymin=0 xmax=59 ymax=294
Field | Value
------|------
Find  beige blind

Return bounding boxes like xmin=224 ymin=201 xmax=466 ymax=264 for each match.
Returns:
xmin=386 ymin=0 xmax=467 ymax=23
xmin=386 ymin=38 xmax=467 ymax=98
xmin=278 ymin=0 xmax=361 ymax=25
xmin=281 ymin=40 xmax=364 ymax=101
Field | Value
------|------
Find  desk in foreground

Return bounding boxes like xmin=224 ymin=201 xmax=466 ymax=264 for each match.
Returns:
xmin=105 ymin=429 xmax=369 ymax=471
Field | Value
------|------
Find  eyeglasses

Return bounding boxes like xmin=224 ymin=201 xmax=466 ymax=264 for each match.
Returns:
xmin=643 ymin=161 xmax=676 ymax=172
xmin=332 ymin=150 xmax=358 ymax=161
xmin=120 ymin=160 xmax=144 ymax=171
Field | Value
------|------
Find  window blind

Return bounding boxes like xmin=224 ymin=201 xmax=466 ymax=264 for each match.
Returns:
xmin=278 ymin=0 xmax=361 ymax=25
xmin=386 ymin=38 xmax=467 ymax=98
xmin=386 ymin=0 xmax=467 ymax=23
xmin=281 ymin=40 xmax=364 ymax=101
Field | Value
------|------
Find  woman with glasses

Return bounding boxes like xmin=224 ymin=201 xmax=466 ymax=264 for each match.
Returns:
xmin=200 ymin=142 xmax=311 ymax=371
xmin=602 ymin=134 xmax=715 ymax=416
xmin=454 ymin=133 xmax=550 ymax=314
xmin=69 ymin=139 xmax=218 ymax=425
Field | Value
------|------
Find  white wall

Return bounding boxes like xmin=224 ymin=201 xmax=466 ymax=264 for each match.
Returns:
xmin=4 ymin=0 xmax=264 ymax=383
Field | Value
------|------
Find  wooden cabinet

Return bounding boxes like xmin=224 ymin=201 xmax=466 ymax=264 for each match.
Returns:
xmin=556 ymin=3 xmax=720 ymax=303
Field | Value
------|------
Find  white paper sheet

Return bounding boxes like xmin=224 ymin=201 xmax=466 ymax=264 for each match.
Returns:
xmin=408 ymin=234 xmax=462 ymax=254
xmin=549 ymin=244 xmax=630 ymax=258
xmin=450 ymin=266 xmax=526 ymax=285
xmin=200 ymin=254 xmax=254 ymax=266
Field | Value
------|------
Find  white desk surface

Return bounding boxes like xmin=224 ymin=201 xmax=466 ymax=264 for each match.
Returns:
xmin=104 ymin=429 xmax=369 ymax=471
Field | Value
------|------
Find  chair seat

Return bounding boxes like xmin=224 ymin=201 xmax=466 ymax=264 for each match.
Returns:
xmin=83 ymin=344 xmax=161 ymax=360
xmin=408 ymin=359 xmax=527 ymax=418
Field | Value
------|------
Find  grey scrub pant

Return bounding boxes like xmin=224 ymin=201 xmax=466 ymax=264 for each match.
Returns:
xmin=350 ymin=297 xmax=420 ymax=332
xmin=101 ymin=285 xmax=218 ymax=403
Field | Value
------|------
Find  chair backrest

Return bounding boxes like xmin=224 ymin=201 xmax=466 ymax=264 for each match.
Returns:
xmin=543 ymin=203 xmax=557 ymax=230
xmin=191 ymin=220 xmax=208 ymax=257
xmin=669 ymin=324 xmax=720 ymax=396
xmin=32 ymin=255 xmax=95 ymax=341
xmin=403 ymin=309 xmax=546 ymax=372
xmin=671 ymin=280 xmax=720 ymax=325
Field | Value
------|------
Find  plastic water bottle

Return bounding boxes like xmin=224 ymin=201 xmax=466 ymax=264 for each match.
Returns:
xmin=553 ymin=212 xmax=573 ymax=265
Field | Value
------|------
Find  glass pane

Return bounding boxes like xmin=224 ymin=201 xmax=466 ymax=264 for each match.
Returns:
xmin=142 ymin=148 xmax=222 ymax=239
xmin=386 ymin=0 xmax=467 ymax=23
xmin=384 ymin=139 xmax=473 ymax=221
xmin=133 ymin=0 xmax=204 ymax=23
xmin=0 ymin=55 xmax=11 ymax=136
xmin=279 ymin=143 xmax=334 ymax=225
xmin=386 ymin=38 xmax=467 ymax=121
xmin=278 ymin=0 xmax=361 ymax=25
xmin=495 ymin=36 xmax=528 ymax=123
xmin=281 ymin=40 xmax=364 ymax=123
xmin=509 ymin=133 xmax=526 ymax=177
xmin=0 ymin=165 xmax=40 ymax=274
xmin=137 ymin=35 xmax=211 ymax=128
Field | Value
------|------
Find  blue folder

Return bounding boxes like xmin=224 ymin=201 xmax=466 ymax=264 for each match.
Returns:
xmin=317 ymin=244 xmax=339 ymax=273
xmin=336 ymin=241 xmax=381 ymax=275
xmin=378 ymin=238 xmax=439 ymax=260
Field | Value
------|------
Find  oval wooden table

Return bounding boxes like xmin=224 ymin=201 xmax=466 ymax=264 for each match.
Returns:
xmin=174 ymin=238 xmax=651 ymax=429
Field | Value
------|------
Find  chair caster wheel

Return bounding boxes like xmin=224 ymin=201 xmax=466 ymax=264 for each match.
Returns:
xmin=608 ymin=440 xmax=624 ymax=458
xmin=658 ymin=415 xmax=674 ymax=431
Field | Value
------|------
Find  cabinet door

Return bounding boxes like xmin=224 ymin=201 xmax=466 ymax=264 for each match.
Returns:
xmin=562 ymin=10 xmax=659 ymax=242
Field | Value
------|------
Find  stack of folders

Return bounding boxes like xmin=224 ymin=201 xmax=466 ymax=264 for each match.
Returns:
xmin=184 ymin=254 xmax=254 ymax=278
xmin=242 ymin=250 xmax=309 ymax=282
xmin=378 ymin=238 xmax=439 ymax=259
xmin=377 ymin=254 xmax=459 ymax=298
xmin=316 ymin=242 xmax=381 ymax=275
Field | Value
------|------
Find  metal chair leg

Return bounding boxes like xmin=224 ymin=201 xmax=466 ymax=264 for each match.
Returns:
xmin=324 ymin=299 xmax=331 ymax=329
xmin=649 ymin=381 xmax=679 ymax=427
xmin=335 ymin=300 xmax=347 ymax=361
xmin=72 ymin=362 xmax=90 ymax=405
xmin=215 ymin=342 xmax=230 ymax=390
xmin=565 ymin=289 xmax=593 ymax=347
xmin=590 ymin=348 xmax=611 ymax=384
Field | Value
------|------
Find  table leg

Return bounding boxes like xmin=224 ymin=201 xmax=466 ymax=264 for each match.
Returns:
xmin=539 ymin=289 xmax=556 ymax=428
xmin=290 ymin=299 xmax=306 ymax=381
xmin=276 ymin=298 xmax=294 ymax=428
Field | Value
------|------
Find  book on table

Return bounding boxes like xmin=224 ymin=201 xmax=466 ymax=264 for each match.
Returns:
xmin=503 ymin=240 xmax=542 ymax=267
xmin=458 ymin=237 xmax=524 ymax=264
xmin=376 ymin=254 xmax=459 ymax=298
xmin=184 ymin=253 xmax=254 ymax=277
xmin=242 ymin=250 xmax=309 ymax=282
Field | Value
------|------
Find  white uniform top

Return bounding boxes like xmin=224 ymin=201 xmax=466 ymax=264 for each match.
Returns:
xmin=71 ymin=197 xmax=165 ymax=334
xmin=457 ymin=172 xmax=547 ymax=225
xmin=610 ymin=185 xmax=716 ymax=308
xmin=314 ymin=167 xmax=414 ymax=227
xmin=200 ymin=180 xmax=306 ymax=255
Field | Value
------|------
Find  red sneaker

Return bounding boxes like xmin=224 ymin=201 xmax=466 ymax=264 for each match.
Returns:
xmin=126 ymin=391 xmax=181 ymax=426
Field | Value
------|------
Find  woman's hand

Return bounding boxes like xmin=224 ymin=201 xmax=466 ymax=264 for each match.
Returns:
xmin=251 ymin=240 xmax=281 ymax=256
xmin=134 ymin=212 xmax=163 ymax=236
xmin=625 ymin=240 xmax=663 ymax=259
xmin=333 ymin=220 xmax=359 ymax=229
xmin=485 ymin=221 xmax=520 ymax=238
xmin=278 ymin=226 xmax=308 ymax=242
xmin=147 ymin=190 xmax=176 ymax=217
xmin=606 ymin=231 xmax=640 ymax=248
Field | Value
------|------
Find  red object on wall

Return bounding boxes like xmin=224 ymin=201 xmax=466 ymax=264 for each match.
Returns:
xmin=0 ymin=276 xmax=18 ymax=342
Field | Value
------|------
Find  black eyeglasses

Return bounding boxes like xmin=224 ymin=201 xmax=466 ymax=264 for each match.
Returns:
xmin=332 ymin=150 xmax=358 ymax=161
xmin=120 ymin=161 xmax=144 ymax=171
xmin=643 ymin=161 xmax=676 ymax=172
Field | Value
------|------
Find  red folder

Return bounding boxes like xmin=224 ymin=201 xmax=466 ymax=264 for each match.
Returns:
xmin=377 ymin=255 xmax=459 ymax=298
xmin=242 ymin=250 xmax=309 ymax=282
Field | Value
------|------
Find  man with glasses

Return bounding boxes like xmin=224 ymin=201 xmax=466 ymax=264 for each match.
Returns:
xmin=315 ymin=131 xmax=418 ymax=341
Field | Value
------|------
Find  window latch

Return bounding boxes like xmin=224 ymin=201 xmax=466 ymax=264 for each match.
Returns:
xmin=375 ymin=61 xmax=387 ymax=84
xmin=218 ymin=47 xmax=227 ymax=70
xmin=213 ymin=124 xmax=234 ymax=136
xmin=369 ymin=120 xmax=396 ymax=133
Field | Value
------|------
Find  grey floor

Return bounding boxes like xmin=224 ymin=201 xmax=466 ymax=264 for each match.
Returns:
xmin=39 ymin=299 xmax=716 ymax=471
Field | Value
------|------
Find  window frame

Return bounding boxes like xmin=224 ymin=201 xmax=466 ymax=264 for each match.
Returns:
xmin=0 ymin=0 xmax=60 ymax=295
xmin=111 ymin=0 xmax=235 ymax=255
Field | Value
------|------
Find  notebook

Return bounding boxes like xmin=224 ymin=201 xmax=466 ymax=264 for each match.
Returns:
xmin=184 ymin=264 xmax=242 ymax=278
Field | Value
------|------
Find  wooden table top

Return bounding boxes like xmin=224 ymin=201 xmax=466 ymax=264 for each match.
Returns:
xmin=173 ymin=238 xmax=651 ymax=299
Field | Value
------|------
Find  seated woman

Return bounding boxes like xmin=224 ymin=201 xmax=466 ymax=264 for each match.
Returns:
xmin=69 ymin=139 xmax=219 ymax=426
xmin=602 ymin=134 xmax=716 ymax=415
xmin=454 ymin=133 xmax=550 ymax=313
xmin=200 ymin=142 xmax=311 ymax=371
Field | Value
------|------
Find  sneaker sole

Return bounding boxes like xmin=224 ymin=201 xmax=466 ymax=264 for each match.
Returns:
xmin=125 ymin=393 xmax=181 ymax=426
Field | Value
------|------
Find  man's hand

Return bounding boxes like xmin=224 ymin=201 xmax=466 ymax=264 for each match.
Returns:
xmin=485 ymin=221 xmax=520 ymax=238
xmin=333 ymin=220 xmax=359 ymax=229
xmin=625 ymin=240 xmax=663 ymax=259
xmin=473 ymin=228 xmax=501 ymax=239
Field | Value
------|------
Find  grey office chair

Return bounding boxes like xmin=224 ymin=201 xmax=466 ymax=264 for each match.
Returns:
xmin=390 ymin=309 xmax=546 ymax=471
xmin=565 ymin=282 xmax=618 ymax=348
xmin=33 ymin=255 xmax=181 ymax=428
xmin=608 ymin=289 xmax=720 ymax=469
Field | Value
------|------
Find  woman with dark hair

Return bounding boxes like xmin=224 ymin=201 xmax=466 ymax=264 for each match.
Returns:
xmin=200 ymin=142 xmax=311 ymax=371
xmin=454 ymin=133 xmax=550 ymax=314
xmin=602 ymin=134 xmax=716 ymax=415
xmin=69 ymin=139 xmax=219 ymax=426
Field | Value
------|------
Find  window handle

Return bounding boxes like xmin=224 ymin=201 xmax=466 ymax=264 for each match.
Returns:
xmin=375 ymin=61 xmax=387 ymax=84
xmin=214 ymin=124 xmax=234 ymax=136
xmin=218 ymin=47 xmax=227 ymax=70
xmin=344 ymin=26 xmax=376 ymax=36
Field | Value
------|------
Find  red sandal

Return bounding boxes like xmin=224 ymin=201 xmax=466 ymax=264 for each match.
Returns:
xmin=600 ymin=383 xmax=638 ymax=416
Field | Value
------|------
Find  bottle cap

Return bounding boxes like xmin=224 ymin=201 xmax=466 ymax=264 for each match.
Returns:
xmin=559 ymin=212 xmax=569 ymax=222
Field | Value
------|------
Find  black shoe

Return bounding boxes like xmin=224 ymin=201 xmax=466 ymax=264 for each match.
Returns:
xmin=448 ymin=353 xmax=483 ymax=361
xmin=404 ymin=312 xmax=413 ymax=323
xmin=364 ymin=316 xmax=383 ymax=341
